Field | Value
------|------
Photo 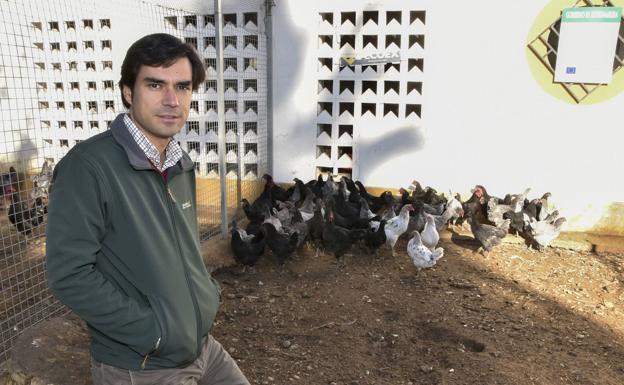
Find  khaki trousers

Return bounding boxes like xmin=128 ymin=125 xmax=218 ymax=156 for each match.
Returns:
xmin=90 ymin=335 xmax=249 ymax=385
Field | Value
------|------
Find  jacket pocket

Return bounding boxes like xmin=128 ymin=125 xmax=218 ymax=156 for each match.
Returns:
xmin=195 ymin=275 xmax=222 ymax=337
xmin=146 ymin=294 xmax=167 ymax=355
xmin=144 ymin=293 xmax=198 ymax=366
xmin=209 ymin=276 xmax=223 ymax=304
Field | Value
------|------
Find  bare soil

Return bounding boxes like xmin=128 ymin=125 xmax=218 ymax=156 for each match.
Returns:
xmin=210 ymin=230 xmax=624 ymax=385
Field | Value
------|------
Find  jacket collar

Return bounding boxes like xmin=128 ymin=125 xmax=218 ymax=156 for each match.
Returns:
xmin=110 ymin=114 xmax=194 ymax=176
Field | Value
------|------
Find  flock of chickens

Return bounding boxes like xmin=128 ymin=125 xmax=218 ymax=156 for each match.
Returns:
xmin=232 ymin=174 xmax=567 ymax=271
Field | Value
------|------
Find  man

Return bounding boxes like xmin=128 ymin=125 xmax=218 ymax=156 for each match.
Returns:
xmin=46 ymin=33 xmax=249 ymax=385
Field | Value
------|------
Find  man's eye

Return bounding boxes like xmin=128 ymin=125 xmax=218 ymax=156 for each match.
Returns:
xmin=178 ymin=85 xmax=191 ymax=91
xmin=149 ymin=83 xmax=161 ymax=89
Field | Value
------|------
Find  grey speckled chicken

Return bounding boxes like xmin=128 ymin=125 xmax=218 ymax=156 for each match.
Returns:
xmin=469 ymin=215 xmax=510 ymax=253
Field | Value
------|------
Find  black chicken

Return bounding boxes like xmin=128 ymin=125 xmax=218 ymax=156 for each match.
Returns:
xmin=260 ymin=222 xmax=298 ymax=265
xmin=355 ymin=181 xmax=395 ymax=213
xmin=8 ymin=192 xmax=46 ymax=235
xmin=262 ymin=174 xmax=291 ymax=204
xmin=231 ymin=221 xmax=265 ymax=267
xmin=1 ymin=166 xmax=18 ymax=207
xmin=322 ymin=205 xmax=367 ymax=266
xmin=241 ymin=198 xmax=267 ymax=224
xmin=365 ymin=219 xmax=387 ymax=257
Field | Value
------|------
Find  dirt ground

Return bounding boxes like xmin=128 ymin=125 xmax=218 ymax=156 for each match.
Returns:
xmin=209 ymin=229 xmax=624 ymax=385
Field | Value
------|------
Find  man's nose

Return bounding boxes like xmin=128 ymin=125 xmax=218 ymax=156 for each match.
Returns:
xmin=162 ymin=87 xmax=179 ymax=107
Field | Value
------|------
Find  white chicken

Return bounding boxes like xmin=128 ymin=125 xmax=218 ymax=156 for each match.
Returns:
xmin=384 ymin=204 xmax=413 ymax=257
xmin=538 ymin=192 xmax=556 ymax=221
xmin=420 ymin=214 xmax=439 ymax=250
xmin=445 ymin=191 xmax=464 ymax=226
xmin=528 ymin=210 xmax=566 ymax=250
xmin=431 ymin=203 xmax=464 ymax=232
xmin=407 ymin=231 xmax=444 ymax=271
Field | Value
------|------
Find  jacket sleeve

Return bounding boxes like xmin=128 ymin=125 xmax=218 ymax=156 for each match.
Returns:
xmin=46 ymin=150 xmax=159 ymax=356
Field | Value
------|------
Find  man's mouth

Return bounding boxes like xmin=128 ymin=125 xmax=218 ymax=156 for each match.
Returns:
xmin=157 ymin=114 xmax=180 ymax=122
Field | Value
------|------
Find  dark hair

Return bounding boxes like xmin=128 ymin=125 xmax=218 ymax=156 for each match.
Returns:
xmin=119 ymin=33 xmax=205 ymax=108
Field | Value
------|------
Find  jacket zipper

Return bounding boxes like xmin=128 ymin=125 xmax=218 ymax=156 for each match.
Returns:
xmin=162 ymin=178 xmax=204 ymax=360
xmin=140 ymin=336 xmax=161 ymax=370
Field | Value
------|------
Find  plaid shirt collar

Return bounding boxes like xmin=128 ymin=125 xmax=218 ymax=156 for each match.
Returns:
xmin=123 ymin=114 xmax=183 ymax=172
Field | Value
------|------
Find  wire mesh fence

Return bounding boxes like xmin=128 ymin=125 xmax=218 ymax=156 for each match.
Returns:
xmin=0 ymin=0 xmax=269 ymax=365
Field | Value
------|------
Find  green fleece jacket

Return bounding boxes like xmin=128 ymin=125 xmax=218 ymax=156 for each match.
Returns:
xmin=46 ymin=114 xmax=221 ymax=370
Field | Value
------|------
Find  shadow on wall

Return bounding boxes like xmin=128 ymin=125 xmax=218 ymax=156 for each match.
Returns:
xmin=356 ymin=124 xmax=425 ymax=183
xmin=270 ymin=0 xmax=316 ymax=178
xmin=271 ymin=4 xmax=427 ymax=184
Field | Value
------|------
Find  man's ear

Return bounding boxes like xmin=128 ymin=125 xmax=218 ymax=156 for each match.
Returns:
xmin=122 ymin=85 xmax=132 ymax=107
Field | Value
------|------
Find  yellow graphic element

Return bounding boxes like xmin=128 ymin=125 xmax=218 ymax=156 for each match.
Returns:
xmin=342 ymin=56 xmax=356 ymax=65
xmin=526 ymin=0 xmax=624 ymax=104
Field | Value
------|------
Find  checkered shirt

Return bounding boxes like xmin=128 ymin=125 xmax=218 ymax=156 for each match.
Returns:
xmin=124 ymin=114 xmax=183 ymax=172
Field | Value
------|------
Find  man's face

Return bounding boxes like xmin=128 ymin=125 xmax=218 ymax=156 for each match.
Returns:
xmin=122 ymin=57 xmax=193 ymax=150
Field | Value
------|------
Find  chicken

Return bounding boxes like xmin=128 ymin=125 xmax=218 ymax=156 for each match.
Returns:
xmin=308 ymin=198 xmax=325 ymax=255
xmin=444 ymin=191 xmax=464 ymax=225
xmin=274 ymin=201 xmax=294 ymax=226
xmin=431 ymin=203 xmax=463 ymax=232
xmin=241 ymin=198 xmax=267 ymax=224
xmin=509 ymin=188 xmax=531 ymax=213
xmin=262 ymin=209 xmax=283 ymax=233
xmin=422 ymin=202 xmax=445 ymax=216
xmin=356 ymin=182 xmax=395 ymax=213
xmin=281 ymin=209 xmax=309 ymax=249
xmin=8 ymin=191 xmax=46 ymax=236
xmin=358 ymin=197 xmax=377 ymax=220
xmin=322 ymin=205 xmax=367 ymax=266
xmin=321 ymin=173 xmax=338 ymax=199
xmin=503 ymin=210 xmax=531 ymax=235
xmin=343 ymin=177 xmax=362 ymax=204
xmin=260 ymin=222 xmax=299 ymax=265
xmin=538 ymin=192 xmax=556 ymax=221
xmin=404 ymin=201 xmax=426 ymax=236
xmin=297 ymin=187 xmax=316 ymax=222
xmin=306 ymin=174 xmax=325 ymax=199
xmin=287 ymin=178 xmax=305 ymax=205
xmin=462 ymin=185 xmax=491 ymax=224
xmin=325 ymin=196 xmax=370 ymax=230
xmin=230 ymin=221 xmax=265 ymax=267
xmin=407 ymin=231 xmax=444 ymax=271
xmin=469 ymin=215 xmax=510 ymax=253
xmin=364 ymin=219 xmax=386 ymax=257
xmin=1 ymin=166 xmax=18 ymax=207
xmin=384 ymin=204 xmax=413 ymax=257
xmin=528 ymin=211 xmax=566 ymax=250
xmin=487 ymin=199 xmax=513 ymax=228
xmin=334 ymin=183 xmax=359 ymax=219
xmin=30 ymin=160 xmax=53 ymax=201
xmin=408 ymin=180 xmax=426 ymax=200
xmin=261 ymin=174 xmax=291 ymax=204
xmin=420 ymin=214 xmax=439 ymax=250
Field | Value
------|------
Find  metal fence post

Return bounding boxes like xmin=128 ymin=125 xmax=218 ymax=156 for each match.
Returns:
xmin=214 ymin=0 xmax=228 ymax=238
xmin=265 ymin=0 xmax=274 ymax=175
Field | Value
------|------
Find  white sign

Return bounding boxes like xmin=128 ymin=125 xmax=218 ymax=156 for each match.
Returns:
xmin=339 ymin=51 xmax=400 ymax=67
xmin=554 ymin=7 xmax=622 ymax=84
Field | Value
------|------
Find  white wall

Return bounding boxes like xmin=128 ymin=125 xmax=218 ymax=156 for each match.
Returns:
xmin=271 ymin=0 xmax=624 ymax=233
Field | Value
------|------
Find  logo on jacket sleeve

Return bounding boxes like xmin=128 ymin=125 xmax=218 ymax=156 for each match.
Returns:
xmin=182 ymin=201 xmax=192 ymax=210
